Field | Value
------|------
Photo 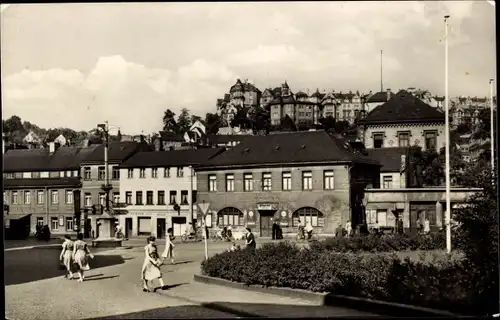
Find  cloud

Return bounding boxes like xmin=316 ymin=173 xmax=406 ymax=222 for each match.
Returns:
xmin=2 ymin=56 xmax=237 ymax=134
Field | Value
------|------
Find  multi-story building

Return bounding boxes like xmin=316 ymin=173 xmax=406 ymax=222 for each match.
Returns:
xmin=216 ymin=79 xmax=262 ymax=126
xmin=195 ymin=130 xmax=381 ymax=237
xmin=117 ymin=148 xmax=225 ymax=238
xmin=358 ymin=90 xmax=445 ymax=151
xmin=80 ymin=141 xmax=149 ymax=237
xmin=3 ymin=143 xmax=92 ymax=236
xmin=366 ymin=147 xmax=409 ymax=189
xmin=364 ymin=89 xmax=395 ymax=114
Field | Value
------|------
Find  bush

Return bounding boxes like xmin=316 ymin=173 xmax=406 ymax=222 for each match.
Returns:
xmin=201 ymin=242 xmax=480 ymax=314
xmin=314 ymin=232 xmax=452 ymax=253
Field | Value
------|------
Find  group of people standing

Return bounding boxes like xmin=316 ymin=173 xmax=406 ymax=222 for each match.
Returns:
xmin=59 ymin=233 xmax=94 ymax=282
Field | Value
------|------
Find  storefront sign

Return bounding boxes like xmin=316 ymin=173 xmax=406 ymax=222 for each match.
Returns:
xmin=257 ymin=203 xmax=278 ymax=210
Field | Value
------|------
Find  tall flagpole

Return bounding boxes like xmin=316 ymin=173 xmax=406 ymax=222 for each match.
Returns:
xmin=380 ymin=50 xmax=383 ymax=92
xmin=490 ymin=79 xmax=495 ymax=175
xmin=444 ymin=15 xmax=452 ymax=254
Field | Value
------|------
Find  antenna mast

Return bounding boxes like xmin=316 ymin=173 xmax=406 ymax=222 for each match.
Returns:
xmin=380 ymin=50 xmax=384 ymax=92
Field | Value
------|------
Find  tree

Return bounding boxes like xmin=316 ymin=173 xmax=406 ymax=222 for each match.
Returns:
xmin=190 ymin=115 xmax=203 ymax=125
xmin=318 ymin=116 xmax=336 ymax=132
xmin=334 ymin=120 xmax=350 ymax=135
xmin=230 ymin=109 xmax=251 ymax=129
xmin=162 ymin=109 xmax=179 ymax=133
xmin=408 ymin=147 xmax=443 ymax=187
xmin=205 ymin=113 xmax=223 ymax=135
xmin=177 ymin=108 xmax=192 ymax=134
xmin=247 ymin=107 xmax=270 ymax=134
xmin=280 ymin=115 xmax=297 ymax=132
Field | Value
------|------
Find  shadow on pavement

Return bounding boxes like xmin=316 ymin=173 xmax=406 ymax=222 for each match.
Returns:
xmin=151 ymin=283 xmax=189 ymax=292
xmin=82 ymin=301 xmax=378 ymax=319
xmin=170 ymin=260 xmax=193 ymax=265
xmin=85 ymin=275 xmax=119 ymax=281
xmin=5 ymin=249 xmax=126 ymax=286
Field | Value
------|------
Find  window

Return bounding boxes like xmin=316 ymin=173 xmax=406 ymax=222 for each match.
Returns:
xmin=177 ymin=167 xmax=184 ymax=177
xmin=180 ymin=190 xmax=189 ymax=205
xmin=83 ymin=167 xmax=91 ymax=180
xmin=226 ymin=174 xmax=235 ymax=192
xmin=65 ymin=190 xmax=73 ymax=204
xmin=99 ymin=193 xmax=106 ymax=206
xmin=139 ymin=169 xmax=146 ymax=179
xmin=24 ymin=190 xmax=31 ymax=204
xmin=3 ymin=191 xmax=8 ymax=204
xmin=324 ymin=171 xmax=335 ymax=190
xmin=136 ymin=191 xmax=143 ymax=205
xmin=146 ymin=191 xmax=154 ymax=205
xmin=84 ymin=193 xmax=92 ymax=207
xmin=398 ymin=132 xmax=410 ymax=147
xmin=157 ymin=191 xmax=165 ymax=205
xmin=127 ymin=169 xmax=134 ymax=179
xmin=12 ymin=191 xmax=18 ymax=204
xmin=282 ymin=172 xmax=292 ymax=191
xmin=217 ymin=207 xmax=244 ymax=226
xmin=37 ymin=190 xmax=44 ymax=204
xmin=113 ymin=193 xmax=119 ymax=205
xmin=262 ymin=173 xmax=272 ymax=191
xmin=425 ymin=131 xmax=437 ymax=151
xmin=51 ymin=217 xmax=59 ymax=231
xmin=112 ymin=166 xmax=120 ymax=180
xmin=37 ymin=217 xmax=44 ymax=226
xmin=292 ymin=207 xmax=324 ymax=227
xmin=50 ymin=190 xmax=58 ymax=204
xmin=5 ymin=172 xmax=15 ymax=179
xmin=125 ymin=192 xmax=132 ymax=205
xmin=302 ymin=171 xmax=313 ymax=190
xmin=169 ymin=191 xmax=177 ymax=205
xmin=373 ymin=133 xmax=384 ymax=148
xmin=243 ymin=173 xmax=253 ymax=191
xmin=66 ymin=217 xmax=74 ymax=231
xmin=164 ymin=167 xmax=170 ymax=178
xmin=383 ymin=176 xmax=393 ymax=189
xmin=151 ymin=168 xmax=158 ymax=179
xmin=98 ymin=166 xmax=105 ymax=180
xmin=208 ymin=175 xmax=217 ymax=192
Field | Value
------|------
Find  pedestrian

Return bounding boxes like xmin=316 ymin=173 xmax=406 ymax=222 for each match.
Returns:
xmin=345 ymin=220 xmax=352 ymax=238
xmin=424 ymin=218 xmax=430 ymax=235
xmin=335 ymin=224 xmax=344 ymax=238
xmin=245 ymin=228 xmax=256 ymax=251
xmin=59 ymin=235 xmax=75 ymax=279
xmin=397 ymin=217 xmax=404 ymax=234
xmin=72 ymin=233 xmax=94 ymax=282
xmin=277 ymin=221 xmax=283 ymax=240
xmin=141 ymin=236 xmax=166 ymax=292
xmin=161 ymin=228 xmax=175 ymax=265
xmin=305 ymin=221 xmax=313 ymax=240
xmin=272 ymin=220 xmax=277 ymax=240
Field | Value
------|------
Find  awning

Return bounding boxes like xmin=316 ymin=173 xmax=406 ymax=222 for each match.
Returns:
xmin=5 ymin=214 xmax=31 ymax=221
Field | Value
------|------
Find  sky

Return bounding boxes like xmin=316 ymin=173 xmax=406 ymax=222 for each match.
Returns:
xmin=1 ymin=1 xmax=496 ymax=135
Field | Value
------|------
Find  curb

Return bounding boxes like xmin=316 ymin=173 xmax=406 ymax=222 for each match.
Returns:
xmin=194 ymin=274 xmax=461 ymax=317
xmin=5 ymin=244 xmax=62 ymax=251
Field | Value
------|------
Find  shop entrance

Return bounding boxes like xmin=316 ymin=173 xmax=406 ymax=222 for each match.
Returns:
xmin=259 ymin=210 xmax=276 ymax=237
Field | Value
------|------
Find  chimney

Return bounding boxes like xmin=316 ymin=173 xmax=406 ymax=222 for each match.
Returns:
xmin=49 ymin=142 xmax=56 ymax=154
xmin=387 ymin=89 xmax=391 ymax=101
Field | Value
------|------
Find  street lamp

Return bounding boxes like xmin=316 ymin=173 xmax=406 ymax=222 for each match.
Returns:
xmin=444 ymin=15 xmax=452 ymax=254
xmin=97 ymin=121 xmax=112 ymax=214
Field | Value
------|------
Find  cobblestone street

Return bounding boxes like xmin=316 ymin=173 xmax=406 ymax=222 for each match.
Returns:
xmin=5 ymin=240 xmax=376 ymax=319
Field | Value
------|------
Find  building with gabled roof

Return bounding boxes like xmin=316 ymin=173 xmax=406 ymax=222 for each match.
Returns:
xmin=116 ymin=147 xmax=226 ymax=237
xmin=358 ymin=90 xmax=445 ymax=151
xmin=195 ymin=130 xmax=381 ymax=238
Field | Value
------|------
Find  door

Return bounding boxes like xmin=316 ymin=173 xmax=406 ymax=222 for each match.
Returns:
xmin=259 ymin=215 xmax=273 ymax=237
xmin=157 ymin=218 xmax=166 ymax=239
xmin=172 ymin=217 xmax=187 ymax=237
xmin=138 ymin=217 xmax=152 ymax=236
xmin=125 ymin=218 xmax=132 ymax=238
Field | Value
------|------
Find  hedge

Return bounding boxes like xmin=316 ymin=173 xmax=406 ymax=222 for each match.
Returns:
xmin=315 ymin=232 xmax=463 ymax=253
xmin=201 ymin=242 xmax=486 ymax=315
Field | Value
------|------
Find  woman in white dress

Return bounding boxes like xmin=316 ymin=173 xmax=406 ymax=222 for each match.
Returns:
xmin=72 ymin=233 xmax=94 ymax=282
xmin=141 ymin=236 xmax=166 ymax=292
xmin=162 ymin=228 xmax=175 ymax=265
xmin=59 ymin=235 xmax=75 ymax=279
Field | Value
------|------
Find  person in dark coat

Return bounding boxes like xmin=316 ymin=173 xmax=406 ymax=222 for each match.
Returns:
xmin=245 ymin=228 xmax=256 ymax=251
xmin=272 ymin=221 xmax=278 ymax=240
xmin=335 ymin=224 xmax=345 ymax=238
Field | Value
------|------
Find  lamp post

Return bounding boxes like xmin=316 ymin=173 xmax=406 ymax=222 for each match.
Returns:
xmin=490 ymin=79 xmax=495 ymax=176
xmin=444 ymin=15 xmax=452 ymax=254
xmin=97 ymin=121 xmax=112 ymax=215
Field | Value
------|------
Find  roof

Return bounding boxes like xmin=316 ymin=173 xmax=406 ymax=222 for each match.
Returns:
xmin=3 ymin=177 xmax=82 ymax=189
xmin=296 ymin=91 xmax=308 ymax=98
xmin=359 ymin=90 xmax=445 ymax=125
xmin=198 ymin=130 xmax=381 ymax=169
xmin=119 ymin=147 xmax=226 ymax=168
xmin=81 ymin=141 xmax=148 ymax=164
xmin=206 ymin=134 xmax=253 ymax=145
xmin=366 ymin=91 xmax=393 ymax=103
xmin=366 ymin=148 xmax=408 ymax=172
xmin=160 ymin=131 xmax=185 ymax=142
xmin=3 ymin=146 xmax=99 ymax=172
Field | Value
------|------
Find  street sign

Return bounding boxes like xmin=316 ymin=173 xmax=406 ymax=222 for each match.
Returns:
xmin=198 ymin=202 xmax=210 ymax=215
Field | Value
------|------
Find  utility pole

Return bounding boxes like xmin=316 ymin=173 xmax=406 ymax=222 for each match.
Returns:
xmin=444 ymin=15 xmax=452 ymax=254
xmin=380 ymin=50 xmax=384 ymax=92
xmin=490 ymin=79 xmax=495 ymax=176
